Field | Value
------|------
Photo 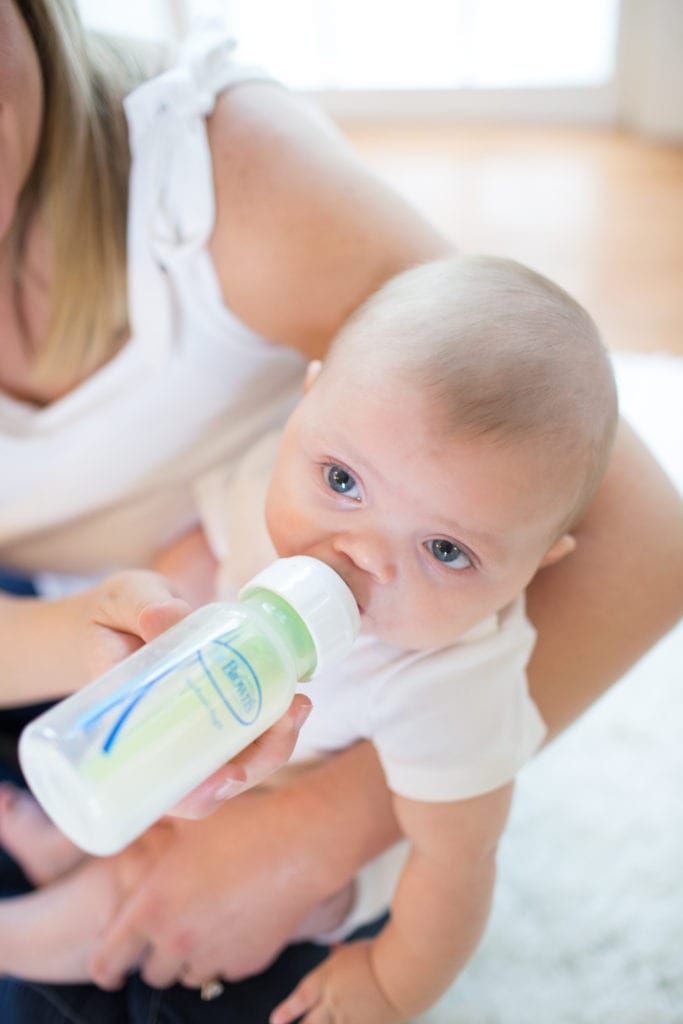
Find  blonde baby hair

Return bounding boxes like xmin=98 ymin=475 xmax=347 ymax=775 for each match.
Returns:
xmin=326 ymin=254 xmax=618 ymax=533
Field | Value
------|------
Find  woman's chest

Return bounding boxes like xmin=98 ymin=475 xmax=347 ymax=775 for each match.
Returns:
xmin=0 ymin=333 xmax=304 ymax=574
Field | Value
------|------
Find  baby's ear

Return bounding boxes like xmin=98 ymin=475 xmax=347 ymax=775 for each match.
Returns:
xmin=539 ymin=533 xmax=576 ymax=569
xmin=303 ymin=360 xmax=323 ymax=393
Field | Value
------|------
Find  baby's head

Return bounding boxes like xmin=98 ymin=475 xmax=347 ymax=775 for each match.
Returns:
xmin=266 ymin=254 xmax=618 ymax=650
xmin=328 ymin=254 xmax=617 ymax=536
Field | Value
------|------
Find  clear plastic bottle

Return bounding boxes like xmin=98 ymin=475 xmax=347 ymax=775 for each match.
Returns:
xmin=19 ymin=556 xmax=359 ymax=855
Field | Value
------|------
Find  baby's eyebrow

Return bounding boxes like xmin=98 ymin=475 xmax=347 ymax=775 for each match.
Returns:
xmin=440 ymin=520 xmax=505 ymax=562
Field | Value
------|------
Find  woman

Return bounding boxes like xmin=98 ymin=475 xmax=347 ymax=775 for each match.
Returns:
xmin=0 ymin=1 xmax=681 ymax=1021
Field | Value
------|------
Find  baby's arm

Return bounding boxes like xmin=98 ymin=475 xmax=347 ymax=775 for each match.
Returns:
xmin=272 ymin=782 xmax=514 ymax=1024
xmin=151 ymin=524 xmax=218 ymax=607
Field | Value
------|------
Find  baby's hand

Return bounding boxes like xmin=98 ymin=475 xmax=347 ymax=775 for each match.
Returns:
xmin=270 ymin=940 xmax=402 ymax=1024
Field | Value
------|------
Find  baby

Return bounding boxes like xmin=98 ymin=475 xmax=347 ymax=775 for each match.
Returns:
xmin=0 ymin=255 xmax=617 ymax=1023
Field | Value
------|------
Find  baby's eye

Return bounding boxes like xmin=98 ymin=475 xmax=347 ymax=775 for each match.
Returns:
xmin=426 ymin=539 xmax=472 ymax=571
xmin=324 ymin=464 xmax=361 ymax=499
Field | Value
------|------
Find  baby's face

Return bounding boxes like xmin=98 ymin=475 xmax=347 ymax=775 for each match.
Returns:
xmin=265 ymin=362 xmax=574 ymax=651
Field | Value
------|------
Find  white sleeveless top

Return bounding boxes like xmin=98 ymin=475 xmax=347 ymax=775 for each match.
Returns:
xmin=0 ymin=26 xmax=306 ymax=580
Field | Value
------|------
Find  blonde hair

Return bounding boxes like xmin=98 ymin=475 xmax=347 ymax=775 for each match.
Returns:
xmin=327 ymin=254 xmax=618 ymax=531
xmin=15 ymin=0 xmax=169 ymax=384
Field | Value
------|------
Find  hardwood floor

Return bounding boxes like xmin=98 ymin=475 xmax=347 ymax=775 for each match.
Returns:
xmin=339 ymin=122 xmax=683 ymax=356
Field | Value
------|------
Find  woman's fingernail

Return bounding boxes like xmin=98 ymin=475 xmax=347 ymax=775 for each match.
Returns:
xmin=214 ymin=777 xmax=241 ymax=802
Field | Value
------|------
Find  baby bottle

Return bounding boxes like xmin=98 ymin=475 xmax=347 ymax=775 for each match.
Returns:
xmin=19 ymin=556 xmax=359 ymax=855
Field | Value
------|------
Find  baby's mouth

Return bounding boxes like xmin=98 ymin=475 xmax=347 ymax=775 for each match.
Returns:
xmin=356 ymin=600 xmax=372 ymax=622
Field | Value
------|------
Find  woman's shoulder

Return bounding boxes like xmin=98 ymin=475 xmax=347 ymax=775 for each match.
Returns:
xmin=206 ymin=83 xmax=452 ymax=357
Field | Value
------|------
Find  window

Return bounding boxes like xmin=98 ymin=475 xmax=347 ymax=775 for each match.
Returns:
xmin=226 ymin=0 xmax=620 ymax=91
xmin=76 ymin=0 xmax=621 ymax=120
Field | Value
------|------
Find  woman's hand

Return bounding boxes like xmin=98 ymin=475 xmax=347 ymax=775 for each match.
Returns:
xmin=0 ymin=568 xmax=311 ymax=815
xmin=85 ymin=741 xmax=398 ymax=990
xmin=88 ymin=787 xmax=324 ymax=990
xmin=0 ymin=569 xmax=193 ymax=707
xmin=77 ymin=569 xmax=194 ymax=681
xmin=168 ymin=695 xmax=311 ymax=817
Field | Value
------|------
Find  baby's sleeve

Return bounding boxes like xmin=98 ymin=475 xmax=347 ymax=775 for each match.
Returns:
xmin=369 ymin=596 xmax=546 ymax=803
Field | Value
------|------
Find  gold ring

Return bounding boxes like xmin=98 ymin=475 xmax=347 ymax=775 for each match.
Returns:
xmin=200 ymin=979 xmax=225 ymax=1001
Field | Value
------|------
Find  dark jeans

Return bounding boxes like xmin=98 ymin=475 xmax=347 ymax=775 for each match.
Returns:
xmin=0 ymin=572 xmax=383 ymax=1023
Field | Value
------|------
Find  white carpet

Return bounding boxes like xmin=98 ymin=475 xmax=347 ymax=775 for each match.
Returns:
xmin=419 ymin=353 xmax=683 ymax=1024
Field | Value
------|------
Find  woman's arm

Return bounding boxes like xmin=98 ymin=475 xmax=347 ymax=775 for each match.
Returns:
xmin=206 ymin=81 xmax=453 ymax=359
xmin=526 ymin=418 xmax=683 ymax=743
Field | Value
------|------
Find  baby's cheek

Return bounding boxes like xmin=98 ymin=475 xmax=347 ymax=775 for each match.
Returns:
xmin=407 ymin=595 xmax=475 ymax=649
xmin=264 ymin=503 xmax=300 ymax=556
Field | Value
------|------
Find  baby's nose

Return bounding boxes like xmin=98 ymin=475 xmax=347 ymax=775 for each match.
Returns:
xmin=332 ymin=533 xmax=395 ymax=584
